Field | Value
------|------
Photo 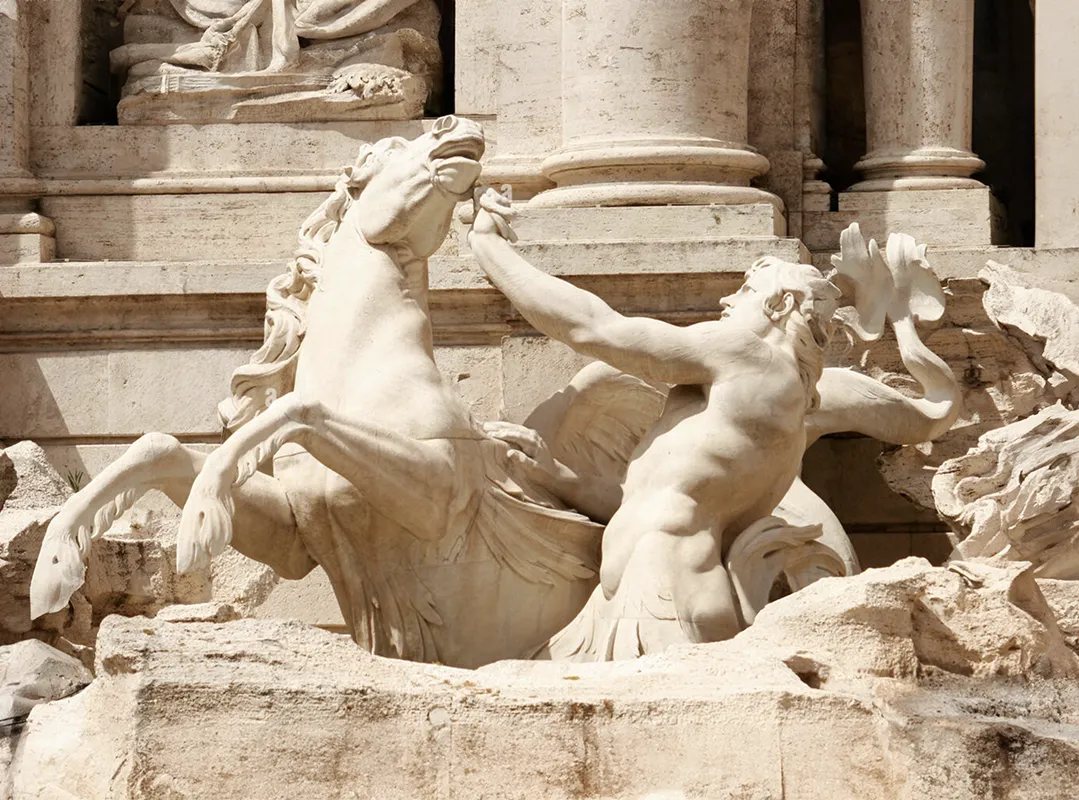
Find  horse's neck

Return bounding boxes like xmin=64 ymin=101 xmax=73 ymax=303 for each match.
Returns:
xmin=397 ymin=251 xmax=432 ymax=315
xmin=310 ymin=231 xmax=436 ymax=357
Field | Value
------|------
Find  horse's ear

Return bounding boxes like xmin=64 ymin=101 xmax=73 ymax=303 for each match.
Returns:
xmin=348 ymin=146 xmax=378 ymax=188
xmin=349 ymin=137 xmax=408 ymax=188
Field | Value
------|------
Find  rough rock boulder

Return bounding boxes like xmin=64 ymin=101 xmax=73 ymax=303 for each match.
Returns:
xmin=934 ymin=402 xmax=1079 ymax=578
xmin=8 ymin=558 xmax=1079 ymax=799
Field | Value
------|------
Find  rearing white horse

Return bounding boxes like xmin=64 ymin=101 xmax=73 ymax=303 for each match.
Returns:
xmin=31 ymin=117 xmax=603 ymax=668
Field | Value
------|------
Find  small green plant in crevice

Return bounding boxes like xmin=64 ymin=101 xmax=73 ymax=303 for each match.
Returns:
xmin=64 ymin=469 xmax=86 ymax=492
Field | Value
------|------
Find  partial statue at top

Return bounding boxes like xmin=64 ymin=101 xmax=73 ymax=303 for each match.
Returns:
xmin=27 ymin=121 xmax=960 ymax=668
xmin=112 ymin=0 xmax=443 ymax=123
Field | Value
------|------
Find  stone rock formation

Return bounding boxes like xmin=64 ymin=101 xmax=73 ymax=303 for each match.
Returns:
xmin=875 ymin=262 xmax=1079 ymax=512
xmin=934 ymin=402 xmax=1079 ymax=577
xmin=0 ymin=639 xmax=92 ymax=728
xmin=0 ymin=441 xmax=276 ymax=662
xmin=7 ymin=558 xmax=1079 ymax=799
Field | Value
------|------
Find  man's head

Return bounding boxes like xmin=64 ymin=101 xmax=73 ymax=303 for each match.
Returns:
xmin=720 ymin=257 xmax=840 ymax=347
xmin=720 ymin=258 xmax=841 ymax=411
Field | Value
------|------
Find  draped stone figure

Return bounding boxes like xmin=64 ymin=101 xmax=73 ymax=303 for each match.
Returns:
xmin=111 ymin=0 xmax=442 ymax=123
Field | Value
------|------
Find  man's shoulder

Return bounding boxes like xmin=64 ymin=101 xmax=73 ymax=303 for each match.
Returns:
xmin=689 ymin=321 xmax=769 ymax=361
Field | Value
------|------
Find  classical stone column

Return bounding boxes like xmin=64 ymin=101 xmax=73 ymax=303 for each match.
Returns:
xmin=0 ymin=0 xmax=33 ymax=190
xmin=0 ymin=0 xmax=52 ymax=264
xmin=531 ymin=0 xmax=779 ymax=209
xmin=851 ymin=0 xmax=984 ymax=191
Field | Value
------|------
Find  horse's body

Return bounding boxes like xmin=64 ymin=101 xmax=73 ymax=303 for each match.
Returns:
xmin=30 ymin=117 xmax=601 ymax=668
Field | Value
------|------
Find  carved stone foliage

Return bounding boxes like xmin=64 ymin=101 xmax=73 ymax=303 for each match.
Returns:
xmin=112 ymin=0 xmax=443 ymax=123
xmin=934 ymin=403 xmax=1079 ymax=578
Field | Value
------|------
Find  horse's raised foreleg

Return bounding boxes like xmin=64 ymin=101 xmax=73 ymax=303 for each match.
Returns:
xmin=30 ymin=432 xmax=312 ymax=619
xmin=178 ymin=392 xmax=470 ymax=572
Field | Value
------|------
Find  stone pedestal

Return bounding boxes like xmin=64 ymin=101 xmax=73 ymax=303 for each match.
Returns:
xmin=0 ymin=213 xmax=54 ymax=265
xmin=852 ymin=0 xmax=984 ymax=192
xmin=531 ymin=0 xmax=779 ymax=213
xmin=804 ymin=187 xmax=1002 ymax=252
xmin=1035 ymin=0 xmax=1079 ymax=248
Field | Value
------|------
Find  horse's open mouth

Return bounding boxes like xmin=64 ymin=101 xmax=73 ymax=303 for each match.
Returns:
xmin=431 ymin=134 xmax=485 ymax=164
xmin=431 ymin=135 xmax=485 ymax=196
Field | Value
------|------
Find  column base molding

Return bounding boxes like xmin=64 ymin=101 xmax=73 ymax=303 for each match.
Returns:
xmin=533 ymin=137 xmax=779 ymax=210
xmin=850 ymin=147 xmax=986 ymax=192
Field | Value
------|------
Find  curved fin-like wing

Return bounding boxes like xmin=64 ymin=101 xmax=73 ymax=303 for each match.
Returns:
xmin=525 ymin=361 xmax=668 ymax=488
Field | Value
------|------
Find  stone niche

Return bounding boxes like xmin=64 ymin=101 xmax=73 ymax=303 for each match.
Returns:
xmin=109 ymin=0 xmax=445 ymax=123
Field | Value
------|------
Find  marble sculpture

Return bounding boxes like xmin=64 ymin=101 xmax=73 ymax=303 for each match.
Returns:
xmin=470 ymin=189 xmax=962 ymax=659
xmin=112 ymin=0 xmax=443 ymax=123
xmin=30 ymin=122 xmax=960 ymax=666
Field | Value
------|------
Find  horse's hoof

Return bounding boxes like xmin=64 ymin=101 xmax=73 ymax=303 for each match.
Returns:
xmin=29 ymin=513 xmax=89 ymax=619
xmin=176 ymin=478 xmax=235 ymax=574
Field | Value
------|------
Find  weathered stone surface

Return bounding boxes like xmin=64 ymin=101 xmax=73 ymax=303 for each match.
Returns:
xmin=10 ymin=559 xmax=1079 ymax=799
xmin=0 ymin=639 xmax=91 ymax=725
xmin=0 ymin=442 xmax=70 ymax=512
xmin=155 ymin=601 xmax=239 ymax=624
xmin=1039 ymin=578 xmax=1079 ymax=640
xmin=739 ymin=557 xmax=1079 ymax=686
xmin=0 ymin=451 xmax=15 ymax=512
xmin=0 ymin=446 xmax=81 ymax=652
xmin=934 ymin=403 xmax=1079 ymax=578
xmin=83 ymin=511 xmax=213 ymax=621
xmin=981 ymin=261 xmax=1079 ymax=403
xmin=207 ymin=547 xmax=279 ymax=617
xmin=0 ymin=508 xmax=63 ymax=646
xmin=0 ymin=441 xmax=276 ymax=657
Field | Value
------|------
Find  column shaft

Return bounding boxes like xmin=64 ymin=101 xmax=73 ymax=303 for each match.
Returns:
xmin=533 ymin=0 xmax=778 ymax=208
xmin=853 ymin=0 xmax=984 ymax=191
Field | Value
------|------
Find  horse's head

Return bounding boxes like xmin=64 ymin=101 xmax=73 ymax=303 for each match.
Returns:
xmin=348 ymin=115 xmax=485 ymax=259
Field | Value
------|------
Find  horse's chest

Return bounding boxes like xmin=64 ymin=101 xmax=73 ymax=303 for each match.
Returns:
xmin=274 ymin=448 xmax=381 ymax=562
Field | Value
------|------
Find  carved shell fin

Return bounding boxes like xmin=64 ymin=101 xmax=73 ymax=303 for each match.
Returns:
xmin=525 ymin=361 xmax=668 ymax=488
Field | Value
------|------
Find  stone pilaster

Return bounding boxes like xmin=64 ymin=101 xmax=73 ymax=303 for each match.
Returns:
xmin=1034 ymin=0 xmax=1079 ymax=248
xmin=531 ymin=0 xmax=780 ymax=214
xmin=852 ymin=0 xmax=984 ymax=192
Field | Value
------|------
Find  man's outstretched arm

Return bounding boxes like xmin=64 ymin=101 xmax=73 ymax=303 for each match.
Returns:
xmin=468 ymin=191 xmax=712 ymax=386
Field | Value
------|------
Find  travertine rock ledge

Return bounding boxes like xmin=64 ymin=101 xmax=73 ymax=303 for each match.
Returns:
xmin=10 ymin=558 xmax=1079 ymax=800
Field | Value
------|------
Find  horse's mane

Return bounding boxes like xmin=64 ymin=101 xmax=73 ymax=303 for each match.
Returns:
xmin=218 ymin=143 xmax=393 ymax=433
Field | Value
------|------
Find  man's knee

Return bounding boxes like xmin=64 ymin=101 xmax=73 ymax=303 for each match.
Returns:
xmin=672 ymin=562 xmax=741 ymax=643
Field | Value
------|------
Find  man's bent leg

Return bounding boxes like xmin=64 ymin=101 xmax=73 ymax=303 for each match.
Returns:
xmin=669 ymin=530 xmax=742 ymax=643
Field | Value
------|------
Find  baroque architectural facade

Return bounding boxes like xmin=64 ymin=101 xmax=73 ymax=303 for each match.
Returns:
xmin=2 ymin=0 xmax=1070 ymax=582
xmin=4 ymin=2 xmax=1079 ymax=797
